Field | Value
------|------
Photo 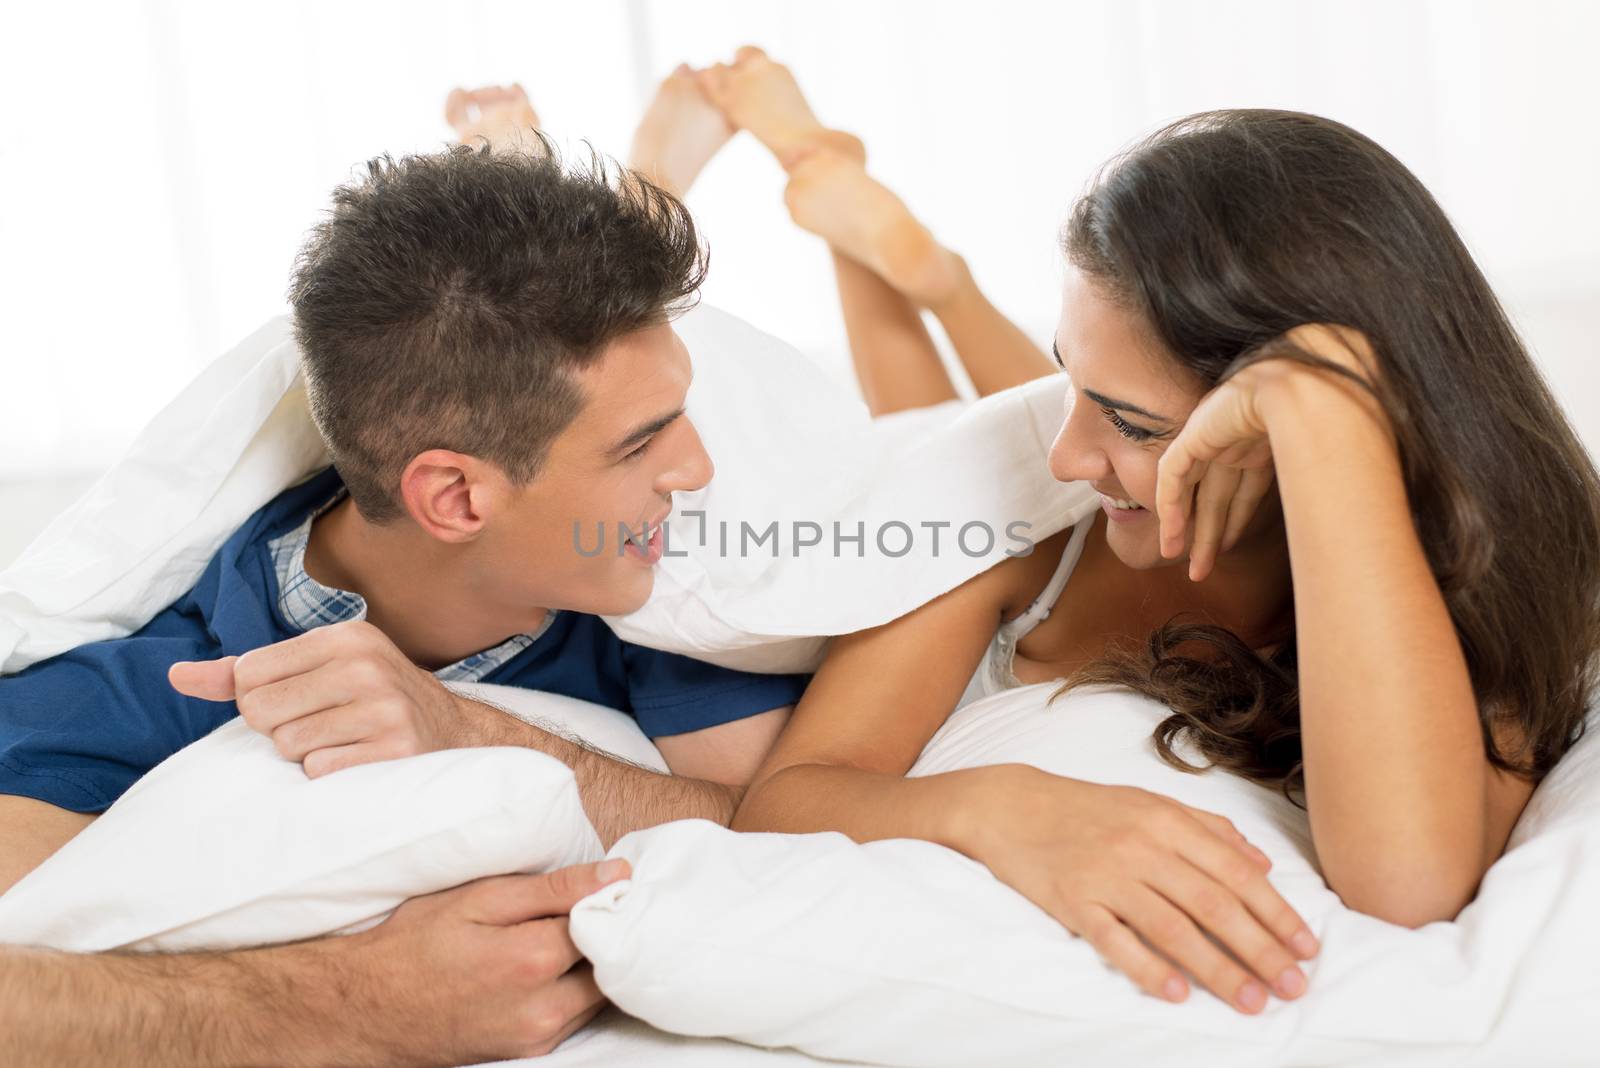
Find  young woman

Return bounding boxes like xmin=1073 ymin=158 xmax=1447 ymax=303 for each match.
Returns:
xmin=690 ymin=49 xmax=1600 ymax=1015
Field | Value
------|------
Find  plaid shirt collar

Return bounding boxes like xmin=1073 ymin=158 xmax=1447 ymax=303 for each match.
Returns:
xmin=266 ymin=488 xmax=555 ymax=683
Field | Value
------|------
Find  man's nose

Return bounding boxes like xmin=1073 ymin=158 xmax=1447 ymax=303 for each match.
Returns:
xmin=659 ymin=421 xmax=715 ymax=494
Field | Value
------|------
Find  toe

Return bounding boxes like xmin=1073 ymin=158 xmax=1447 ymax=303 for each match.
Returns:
xmin=734 ymin=44 xmax=768 ymax=64
xmin=444 ymin=87 xmax=469 ymax=128
xmin=695 ymin=64 xmax=728 ymax=99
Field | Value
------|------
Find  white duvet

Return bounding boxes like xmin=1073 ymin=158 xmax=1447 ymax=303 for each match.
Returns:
xmin=568 ymin=683 xmax=1600 ymax=1067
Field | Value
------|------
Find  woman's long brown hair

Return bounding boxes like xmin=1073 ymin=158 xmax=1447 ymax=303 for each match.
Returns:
xmin=1055 ymin=109 xmax=1600 ymax=801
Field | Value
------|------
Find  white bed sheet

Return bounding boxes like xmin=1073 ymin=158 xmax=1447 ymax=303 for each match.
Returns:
xmin=488 ymin=1008 xmax=866 ymax=1068
xmin=487 ymin=997 xmax=1581 ymax=1068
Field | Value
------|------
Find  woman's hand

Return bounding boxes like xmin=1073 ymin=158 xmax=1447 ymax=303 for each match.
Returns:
xmin=1157 ymin=324 xmax=1381 ymax=582
xmin=966 ymin=766 xmax=1319 ymax=1013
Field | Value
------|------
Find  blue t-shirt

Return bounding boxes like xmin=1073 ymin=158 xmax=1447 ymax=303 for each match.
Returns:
xmin=0 ymin=468 xmax=810 ymax=813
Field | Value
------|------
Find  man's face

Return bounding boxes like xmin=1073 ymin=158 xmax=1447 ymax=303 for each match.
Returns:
xmin=476 ymin=321 xmax=712 ymax=618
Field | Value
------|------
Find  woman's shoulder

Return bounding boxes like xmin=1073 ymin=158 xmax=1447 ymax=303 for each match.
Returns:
xmin=989 ymin=524 xmax=1080 ymax=625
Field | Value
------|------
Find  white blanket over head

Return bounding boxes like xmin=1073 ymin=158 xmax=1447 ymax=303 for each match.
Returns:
xmin=0 ymin=305 xmax=1094 ymax=677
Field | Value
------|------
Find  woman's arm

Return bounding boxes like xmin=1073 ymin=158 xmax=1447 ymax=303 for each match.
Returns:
xmin=1256 ymin=360 xmax=1533 ymax=926
xmin=735 ymin=548 xmax=1318 ymax=1013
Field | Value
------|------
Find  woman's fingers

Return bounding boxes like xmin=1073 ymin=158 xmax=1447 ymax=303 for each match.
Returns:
xmin=1221 ymin=466 xmax=1276 ymax=553
xmin=1187 ymin=466 xmax=1242 ymax=582
xmin=1148 ymin=859 xmax=1308 ymax=1003
xmin=1156 ymin=452 xmax=1206 ymax=559
xmin=1074 ymin=904 xmax=1190 ymax=1003
xmin=1172 ymin=815 xmax=1320 ymax=962
xmin=1120 ymin=888 xmax=1271 ymax=1014
xmin=1184 ymin=807 xmax=1271 ymax=871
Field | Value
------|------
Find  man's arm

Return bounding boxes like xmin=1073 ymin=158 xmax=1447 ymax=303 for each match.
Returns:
xmin=0 ymin=861 xmax=628 ymax=1068
xmin=169 ymin=621 xmax=788 ymax=849
xmin=471 ymin=696 xmax=755 ymax=848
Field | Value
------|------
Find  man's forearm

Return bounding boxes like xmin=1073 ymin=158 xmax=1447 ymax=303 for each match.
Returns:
xmin=0 ymin=940 xmax=377 ymax=1068
xmin=466 ymin=697 xmax=742 ymax=848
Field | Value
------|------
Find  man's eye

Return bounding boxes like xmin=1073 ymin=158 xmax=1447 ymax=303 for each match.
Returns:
xmin=1100 ymin=406 xmax=1156 ymax=442
xmin=623 ymin=439 xmax=653 ymax=461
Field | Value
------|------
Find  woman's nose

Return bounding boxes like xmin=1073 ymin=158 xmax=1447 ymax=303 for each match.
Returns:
xmin=1047 ymin=412 xmax=1111 ymax=485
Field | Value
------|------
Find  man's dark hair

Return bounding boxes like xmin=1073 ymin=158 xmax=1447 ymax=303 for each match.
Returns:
xmin=287 ymin=134 xmax=707 ymax=522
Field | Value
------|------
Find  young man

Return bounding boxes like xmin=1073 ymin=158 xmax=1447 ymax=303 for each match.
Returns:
xmin=0 ymin=74 xmax=806 ymax=1065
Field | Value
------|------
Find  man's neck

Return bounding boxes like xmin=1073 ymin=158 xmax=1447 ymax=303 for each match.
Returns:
xmin=301 ymin=498 xmax=547 ymax=671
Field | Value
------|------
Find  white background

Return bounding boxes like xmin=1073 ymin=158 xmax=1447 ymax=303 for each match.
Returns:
xmin=2 ymin=0 xmax=1596 ymax=563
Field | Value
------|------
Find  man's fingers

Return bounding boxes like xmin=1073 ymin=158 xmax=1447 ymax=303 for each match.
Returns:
xmin=232 ymin=620 xmax=368 ymax=694
xmin=300 ymin=741 xmax=391 ymax=779
xmin=505 ymin=916 xmax=586 ymax=979
xmin=468 ymin=862 xmax=634 ymax=927
xmin=168 ymin=656 xmax=239 ymax=702
xmin=269 ymin=704 xmax=374 ymax=762
xmin=237 ymin=661 xmax=361 ymax=736
xmin=525 ymin=966 xmax=609 ymax=1056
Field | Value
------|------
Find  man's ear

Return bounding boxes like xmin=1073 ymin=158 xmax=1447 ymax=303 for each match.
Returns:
xmin=397 ymin=450 xmax=500 ymax=543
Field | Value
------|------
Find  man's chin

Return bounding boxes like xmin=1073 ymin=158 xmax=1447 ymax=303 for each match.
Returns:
xmin=593 ymin=568 xmax=656 ymax=618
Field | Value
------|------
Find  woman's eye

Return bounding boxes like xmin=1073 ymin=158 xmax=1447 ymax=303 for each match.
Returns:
xmin=1100 ymin=406 xmax=1156 ymax=442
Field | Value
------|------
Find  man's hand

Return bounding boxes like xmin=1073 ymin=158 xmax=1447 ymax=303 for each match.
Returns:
xmin=168 ymin=620 xmax=523 ymax=777
xmin=0 ymin=860 xmax=631 ymax=1067
xmin=341 ymin=860 xmax=629 ymax=1064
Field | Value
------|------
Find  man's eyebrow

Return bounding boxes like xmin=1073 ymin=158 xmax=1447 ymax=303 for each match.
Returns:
xmin=1052 ymin=340 xmax=1173 ymax=423
xmin=610 ymin=407 xmax=686 ymax=457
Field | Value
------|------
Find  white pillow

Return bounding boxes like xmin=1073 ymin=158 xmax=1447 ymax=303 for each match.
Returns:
xmin=0 ymin=684 xmax=638 ymax=952
xmin=1 ymin=305 xmax=1094 ymax=678
xmin=0 ymin=316 xmax=327 ymax=675
xmin=569 ymin=684 xmax=1600 ymax=1066
xmin=602 ymin=307 xmax=1094 ymax=673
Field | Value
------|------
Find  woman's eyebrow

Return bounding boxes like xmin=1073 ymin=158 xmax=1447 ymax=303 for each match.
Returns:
xmin=1052 ymin=340 xmax=1173 ymax=423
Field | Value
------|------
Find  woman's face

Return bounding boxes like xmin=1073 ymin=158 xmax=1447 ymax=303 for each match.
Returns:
xmin=1046 ymin=265 xmax=1209 ymax=571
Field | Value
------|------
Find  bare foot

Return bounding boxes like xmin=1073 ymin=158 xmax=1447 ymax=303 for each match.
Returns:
xmin=444 ymin=83 xmax=542 ymax=153
xmin=696 ymin=46 xmax=844 ymax=170
xmin=784 ymin=149 xmax=966 ymax=308
xmin=628 ymin=64 xmax=735 ymax=199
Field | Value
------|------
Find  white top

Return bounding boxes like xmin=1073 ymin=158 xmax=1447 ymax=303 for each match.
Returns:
xmin=954 ymin=516 xmax=1096 ymax=711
